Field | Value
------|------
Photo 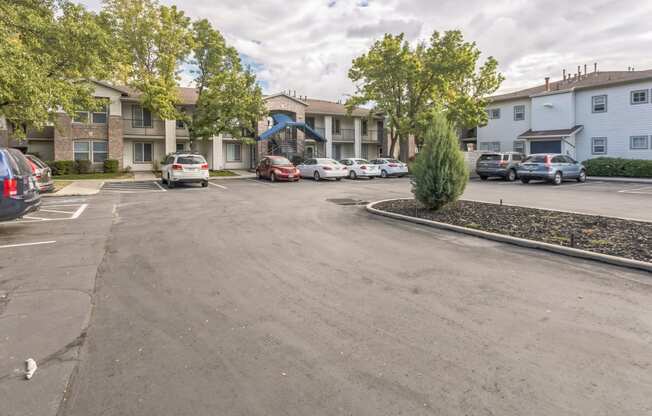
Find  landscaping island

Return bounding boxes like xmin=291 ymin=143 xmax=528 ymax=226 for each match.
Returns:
xmin=374 ymin=199 xmax=651 ymax=263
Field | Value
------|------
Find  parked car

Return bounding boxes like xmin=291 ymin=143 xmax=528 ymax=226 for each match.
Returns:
xmin=339 ymin=158 xmax=379 ymax=179
xmin=0 ymin=148 xmax=41 ymax=221
xmin=476 ymin=152 xmax=524 ymax=181
xmin=25 ymin=154 xmax=54 ymax=192
xmin=256 ymin=156 xmax=300 ymax=182
xmin=369 ymin=158 xmax=408 ymax=178
xmin=517 ymin=154 xmax=587 ymax=185
xmin=160 ymin=153 xmax=209 ymax=188
xmin=297 ymin=158 xmax=347 ymax=181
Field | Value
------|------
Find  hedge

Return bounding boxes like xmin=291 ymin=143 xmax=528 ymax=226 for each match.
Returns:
xmin=103 ymin=159 xmax=119 ymax=173
xmin=583 ymin=157 xmax=652 ymax=178
xmin=46 ymin=160 xmax=77 ymax=176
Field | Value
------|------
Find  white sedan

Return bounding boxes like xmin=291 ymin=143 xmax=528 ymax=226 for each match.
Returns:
xmin=297 ymin=158 xmax=348 ymax=181
xmin=339 ymin=158 xmax=379 ymax=179
xmin=370 ymin=158 xmax=409 ymax=178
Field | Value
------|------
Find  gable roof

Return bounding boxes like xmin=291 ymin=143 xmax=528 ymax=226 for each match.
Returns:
xmin=263 ymin=92 xmax=309 ymax=106
xmin=489 ymin=69 xmax=652 ymax=103
xmin=304 ymin=98 xmax=376 ymax=117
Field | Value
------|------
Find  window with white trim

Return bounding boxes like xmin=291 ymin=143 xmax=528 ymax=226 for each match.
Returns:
xmin=132 ymin=105 xmax=152 ymax=128
xmin=73 ymin=101 xmax=108 ymax=124
xmin=479 ymin=141 xmax=501 ymax=152
xmin=332 ymin=119 xmax=341 ymax=135
xmin=513 ymin=140 xmax=526 ymax=154
xmin=134 ymin=142 xmax=152 ymax=163
xmin=487 ymin=108 xmax=501 ymax=119
xmin=630 ymin=90 xmax=649 ymax=105
xmin=592 ymin=95 xmax=607 ymax=113
xmin=74 ymin=140 xmax=108 ymax=162
xmin=226 ymin=143 xmax=241 ymax=161
xmin=591 ymin=137 xmax=607 ymax=154
xmin=513 ymin=105 xmax=525 ymax=121
xmin=630 ymin=135 xmax=649 ymax=150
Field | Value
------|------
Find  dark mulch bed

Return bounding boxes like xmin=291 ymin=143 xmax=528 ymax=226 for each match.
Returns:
xmin=375 ymin=199 xmax=652 ymax=263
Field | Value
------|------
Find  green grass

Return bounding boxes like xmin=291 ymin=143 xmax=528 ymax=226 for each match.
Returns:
xmin=52 ymin=172 xmax=134 ymax=180
xmin=210 ymin=170 xmax=239 ymax=177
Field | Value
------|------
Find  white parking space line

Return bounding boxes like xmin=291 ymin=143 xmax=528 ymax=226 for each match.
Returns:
xmin=154 ymin=181 xmax=167 ymax=191
xmin=208 ymin=182 xmax=228 ymax=189
xmin=0 ymin=240 xmax=56 ymax=249
xmin=618 ymin=186 xmax=652 ymax=194
xmin=7 ymin=203 xmax=89 ymax=224
xmin=71 ymin=203 xmax=89 ymax=219
xmin=39 ymin=208 xmax=77 ymax=215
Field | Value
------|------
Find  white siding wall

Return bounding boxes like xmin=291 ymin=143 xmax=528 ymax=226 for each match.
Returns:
xmin=531 ymin=92 xmax=575 ymax=131
xmin=575 ymin=81 xmax=652 ymax=161
xmin=222 ymin=140 xmax=251 ymax=169
xmin=93 ymin=84 xmax=123 ymax=116
xmin=477 ymin=99 xmax=530 ymax=152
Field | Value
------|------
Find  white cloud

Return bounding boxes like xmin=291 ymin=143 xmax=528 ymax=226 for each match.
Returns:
xmin=80 ymin=0 xmax=652 ymax=100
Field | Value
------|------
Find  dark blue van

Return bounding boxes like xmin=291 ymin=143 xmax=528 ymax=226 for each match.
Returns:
xmin=0 ymin=148 xmax=41 ymax=221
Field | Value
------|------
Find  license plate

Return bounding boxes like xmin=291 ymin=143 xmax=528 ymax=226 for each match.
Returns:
xmin=288 ymin=175 xmax=294 ymax=178
xmin=186 ymin=167 xmax=197 ymax=171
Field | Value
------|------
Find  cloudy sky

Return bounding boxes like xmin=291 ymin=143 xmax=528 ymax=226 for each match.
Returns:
xmin=81 ymin=0 xmax=652 ymax=101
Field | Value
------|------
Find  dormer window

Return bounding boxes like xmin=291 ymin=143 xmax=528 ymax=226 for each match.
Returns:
xmin=592 ymin=95 xmax=607 ymax=113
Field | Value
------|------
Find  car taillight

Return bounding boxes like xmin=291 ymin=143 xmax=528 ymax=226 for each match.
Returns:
xmin=360 ymin=165 xmax=367 ymax=170
xmin=2 ymin=178 xmax=18 ymax=197
xmin=172 ymin=164 xmax=183 ymax=170
xmin=201 ymin=163 xmax=208 ymax=170
xmin=388 ymin=163 xmax=398 ymax=167
xmin=544 ymin=156 xmax=552 ymax=169
xmin=322 ymin=166 xmax=332 ymax=171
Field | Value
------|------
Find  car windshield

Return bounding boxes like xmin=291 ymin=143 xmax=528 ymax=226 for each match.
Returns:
xmin=524 ymin=155 xmax=548 ymax=163
xmin=27 ymin=156 xmax=47 ymax=169
xmin=479 ymin=154 xmax=501 ymax=161
xmin=177 ymin=156 xmax=205 ymax=164
xmin=318 ymin=159 xmax=338 ymax=165
xmin=356 ymin=159 xmax=369 ymax=164
xmin=271 ymin=158 xmax=292 ymax=166
xmin=387 ymin=159 xmax=401 ymax=163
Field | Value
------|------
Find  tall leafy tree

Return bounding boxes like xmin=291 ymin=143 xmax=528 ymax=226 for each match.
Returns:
xmin=104 ymin=0 xmax=193 ymax=120
xmin=347 ymin=31 xmax=503 ymax=159
xmin=0 ymin=0 xmax=115 ymax=137
xmin=188 ymin=19 xmax=265 ymax=143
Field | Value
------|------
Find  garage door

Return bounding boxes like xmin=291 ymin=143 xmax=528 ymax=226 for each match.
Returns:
xmin=530 ymin=140 xmax=561 ymax=154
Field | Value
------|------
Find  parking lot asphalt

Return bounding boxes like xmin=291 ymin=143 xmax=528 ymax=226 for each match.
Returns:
xmin=2 ymin=177 xmax=652 ymax=416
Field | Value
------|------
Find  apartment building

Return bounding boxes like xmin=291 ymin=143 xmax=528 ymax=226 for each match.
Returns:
xmin=0 ymin=81 xmax=391 ymax=171
xmin=476 ymin=67 xmax=652 ymax=161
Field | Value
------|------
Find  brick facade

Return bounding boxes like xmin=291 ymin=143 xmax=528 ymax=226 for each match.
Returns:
xmin=108 ymin=115 xmax=123 ymax=167
xmin=53 ymin=114 xmax=73 ymax=160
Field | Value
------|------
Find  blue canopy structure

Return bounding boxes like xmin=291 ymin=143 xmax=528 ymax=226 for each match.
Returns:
xmin=258 ymin=113 xmax=325 ymax=142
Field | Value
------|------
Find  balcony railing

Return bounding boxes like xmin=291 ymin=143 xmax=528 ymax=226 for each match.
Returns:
xmin=123 ymin=119 xmax=165 ymax=137
xmin=333 ymin=128 xmax=354 ymax=141
xmin=363 ymin=128 xmax=384 ymax=143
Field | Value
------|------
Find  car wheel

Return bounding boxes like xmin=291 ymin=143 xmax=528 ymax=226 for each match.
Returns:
xmin=335 ymin=177 xmax=342 ymax=181
xmin=161 ymin=177 xmax=167 ymax=185
xmin=381 ymin=170 xmax=388 ymax=178
xmin=368 ymin=176 xmax=375 ymax=180
xmin=506 ymin=169 xmax=517 ymax=182
xmin=201 ymin=181 xmax=208 ymax=188
xmin=167 ymin=175 xmax=175 ymax=188
xmin=552 ymin=171 xmax=563 ymax=185
xmin=349 ymin=170 xmax=357 ymax=179
xmin=577 ymin=170 xmax=587 ymax=183
xmin=480 ymin=175 xmax=488 ymax=181
xmin=520 ymin=178 xmax=530 ymax=184
xmin=270 ymin=172 xmax=276 ymax=183
xmin=313 ymin=171 xmax=321 ymax=181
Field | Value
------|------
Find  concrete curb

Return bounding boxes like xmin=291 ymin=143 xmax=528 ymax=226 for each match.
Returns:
xmin=366 ymin=198 xmax=652 ymax=274
xmin=588 ymin=176 xmax=652 ymax=184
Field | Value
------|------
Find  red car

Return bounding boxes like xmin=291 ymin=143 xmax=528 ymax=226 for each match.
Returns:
xmin=255 ymin=156 xmax=300 ymax=182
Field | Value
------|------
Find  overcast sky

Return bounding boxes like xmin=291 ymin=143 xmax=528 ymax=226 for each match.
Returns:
xmin=81 ymin=0 xmax=652 ymax=101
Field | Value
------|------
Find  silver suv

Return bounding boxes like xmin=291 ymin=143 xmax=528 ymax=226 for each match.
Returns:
xmin=476 ymin=152 xmax=524 ymax=181
xmin=161 ymin=153 xmax=209 ymax=188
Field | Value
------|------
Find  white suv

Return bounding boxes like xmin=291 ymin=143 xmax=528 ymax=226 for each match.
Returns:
xmin=161 ymin=153 xmax=209 ymax=188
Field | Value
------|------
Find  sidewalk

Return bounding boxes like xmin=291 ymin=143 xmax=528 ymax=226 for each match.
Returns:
xmin=43 ymin=180 xmax=104 ymax=197
xmin=210 ymin=169 xmax=256 ymax=180
xmin=589 ymin=176 xmax=652 ymax=184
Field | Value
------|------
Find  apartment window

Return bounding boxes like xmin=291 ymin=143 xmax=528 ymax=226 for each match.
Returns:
xmin=592 ymin=95 xmax=607 ymax=113
xmin=630 ymin=135 xmax=649 ymax=150
xmin=332 ymin=119 xmax=341 ymax=135
xmin=74 ymin=140 xmax=108 ymax=162
xmin=134 ymin=142 xmax=153 ymax=163
xmin=591 ymin=137 xmax=607 ymax=155
xmin=176 ymin=120 xmax=186 ymax=129
xmin=487 ymin=108 xmax=501 ymax=119
xmin=226 ymin=143 xmax=241 ymax=161
xmin=513 ymin=140 xmax=526 ymax=154
xmin=513 ymin=105 xmax=525 ymax=121
xmin=362 ymin=120 xmax=368 ymax=135
xmin=630 ymin=89 xmax=649 ymax=105
xmin=176 ymin=143 xmax=185 ymax=152
xmin=480 ymin=141 xmax=501 ymax=152
xmin=132 ymin=105 xmax=152 ymax=128
xmin=73 ymin=101 xmax=108 ymax=124
xmin=305 ymin=117 xmax=315 ymax=129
